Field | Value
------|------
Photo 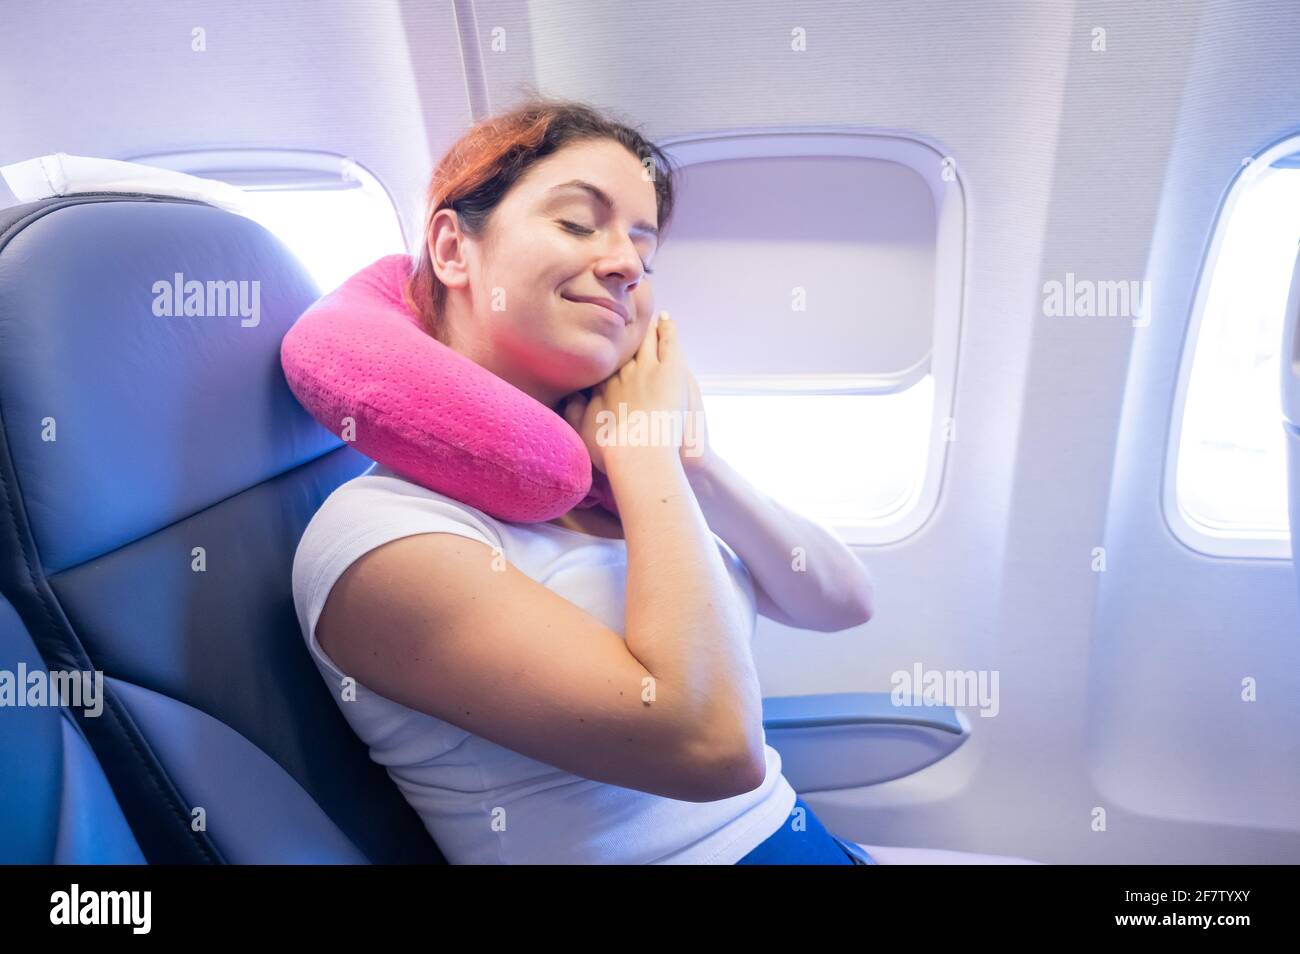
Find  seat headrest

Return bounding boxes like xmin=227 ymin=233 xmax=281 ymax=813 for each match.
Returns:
xmin=0 ymin=193 xmax=337 ymax=573
xmin=0 ymin=153 xmax=247 ymax=214
xmin=280 ymin=254 xmax=618 ymax=523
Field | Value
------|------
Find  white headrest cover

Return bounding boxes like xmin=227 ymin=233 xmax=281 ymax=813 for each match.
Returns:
xmin=0 ymin=153 xmax=248 ymax=214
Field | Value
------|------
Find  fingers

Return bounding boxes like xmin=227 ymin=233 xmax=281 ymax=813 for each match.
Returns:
xmin=655 ymin=311 xmax=675 ymax=363
xmin=636 ymin=310 xmax=664 ymax=366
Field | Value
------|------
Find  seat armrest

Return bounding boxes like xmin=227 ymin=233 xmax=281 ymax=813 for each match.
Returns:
xmin=762 ymin=692 xmax=970 ymax=792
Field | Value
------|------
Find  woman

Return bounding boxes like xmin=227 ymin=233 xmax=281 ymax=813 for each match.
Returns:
xmin=291 ymin=97 xmax=1036 ymax=865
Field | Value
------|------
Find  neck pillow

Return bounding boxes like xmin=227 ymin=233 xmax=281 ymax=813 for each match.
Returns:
xmin=280 ymin=254 xmax=617 ymax=523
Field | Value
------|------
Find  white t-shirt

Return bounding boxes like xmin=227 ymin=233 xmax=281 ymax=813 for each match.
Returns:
xmin=291 ymin=462 xmax=797 ymax=864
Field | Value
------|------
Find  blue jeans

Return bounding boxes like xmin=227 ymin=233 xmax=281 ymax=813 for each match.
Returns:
xmin=735 ymin=796 xmax=876 ymax=865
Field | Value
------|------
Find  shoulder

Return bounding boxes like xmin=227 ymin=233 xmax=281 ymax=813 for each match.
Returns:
xmin=291 ymin=463 xmax=507 ymax=624
xmin=305 ymin=463 xmax=505 ymax=548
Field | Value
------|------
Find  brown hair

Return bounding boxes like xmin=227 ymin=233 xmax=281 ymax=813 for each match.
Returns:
xmin=403 ymin=96 xmax=678 ymax=342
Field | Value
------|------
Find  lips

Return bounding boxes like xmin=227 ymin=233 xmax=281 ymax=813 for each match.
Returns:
xmin=563 ymin=295 xmax=629 ymax=324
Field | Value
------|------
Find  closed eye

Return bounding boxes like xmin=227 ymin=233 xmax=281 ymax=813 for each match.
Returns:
xmin=558 ymin=220 xmax=654 ymax=275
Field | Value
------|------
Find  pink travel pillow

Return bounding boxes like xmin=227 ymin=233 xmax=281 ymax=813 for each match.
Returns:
xmin=280 ymin=253 xmax=617 ymax=523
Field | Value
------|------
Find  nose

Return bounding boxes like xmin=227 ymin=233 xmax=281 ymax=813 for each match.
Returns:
xmin=593 ymin=233 xmax=648 ymax=290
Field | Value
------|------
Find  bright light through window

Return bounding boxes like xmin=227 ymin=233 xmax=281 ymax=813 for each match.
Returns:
xmin=237 ymin=186 xmax=405 ymax=295
xmin=702 ymin=375 xmax=935 ymax=528
xmin=1175 ymin=164 xmax=1300 ymax=537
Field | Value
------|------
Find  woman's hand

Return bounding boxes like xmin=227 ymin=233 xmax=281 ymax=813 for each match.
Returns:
xmin=679 ymin=363 xmax=714 ymax=477
xmin=562 ymin=311 xmax=690 ymax=475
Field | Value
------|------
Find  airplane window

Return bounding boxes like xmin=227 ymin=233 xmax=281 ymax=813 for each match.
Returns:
xmin=1171 ymin=154 xmax=1300 ymax=555
xmin=128 ymin=149 xmax=406 ymax=295
xmin=236 ymin=185 xmax=405 ymax=294
xmin=702 ymin=376 xmax=935 ymax=528
xmin=650 ymin=132 xmax=964 ymax=546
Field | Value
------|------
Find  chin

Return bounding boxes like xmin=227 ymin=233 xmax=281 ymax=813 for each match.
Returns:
xmin=550 ymin=334 xmax=625 ymax=387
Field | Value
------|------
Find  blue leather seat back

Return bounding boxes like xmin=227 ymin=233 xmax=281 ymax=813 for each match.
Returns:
xmin=0 ymin=193 xmax=444 ymax=863
xmin=0 ymin=593 xmax=144 ymax=863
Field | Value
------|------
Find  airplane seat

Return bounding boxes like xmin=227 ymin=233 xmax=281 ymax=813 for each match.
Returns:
xmin=0 ymin=193 xmax=445 ymax=863
xmin=0 ymin=593 xmax=145 ymax=863
xmin=1283 ymin=244 xmax=1300 ymax=602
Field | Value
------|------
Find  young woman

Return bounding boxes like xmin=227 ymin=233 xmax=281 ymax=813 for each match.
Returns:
xmin=291 ymin=97 xmax=1037 ymax=865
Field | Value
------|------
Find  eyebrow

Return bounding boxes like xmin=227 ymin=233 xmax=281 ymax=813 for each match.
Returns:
xmin=543 ymin=179 xmax=659 ymax=241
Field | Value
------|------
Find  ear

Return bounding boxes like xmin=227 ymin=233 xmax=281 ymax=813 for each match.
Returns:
xmin=428 ymin=207 xmax=471 ymax=290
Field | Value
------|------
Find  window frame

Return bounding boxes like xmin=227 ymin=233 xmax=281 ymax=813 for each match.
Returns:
xmin=656 ymin=128 xmax=967 ymax=546
xmin=1163 ymin=133 xmax=1300 ymax=561
xmin=125 ymin=146 xmax=405 ymax=242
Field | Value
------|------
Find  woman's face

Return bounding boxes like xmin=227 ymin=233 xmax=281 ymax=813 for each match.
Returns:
xmin=429 ymin=138 xmax=660 ymax=410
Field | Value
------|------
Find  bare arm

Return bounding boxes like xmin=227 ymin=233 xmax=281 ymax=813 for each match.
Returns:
xmin=315 ymin=503 xmax=759 ymax=804
xmin=605 ymin=443 xmax=766 ymax=788
xmin=685 ymin=452 xmax=875 ymax=632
